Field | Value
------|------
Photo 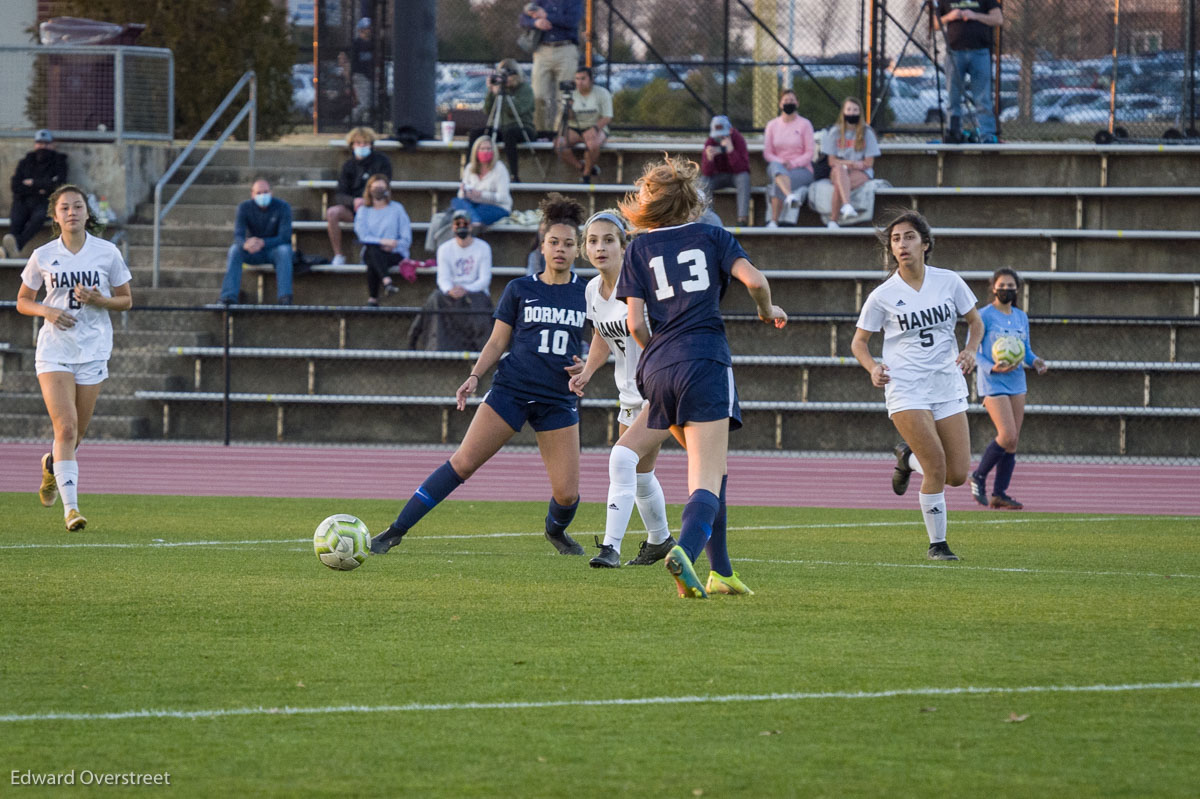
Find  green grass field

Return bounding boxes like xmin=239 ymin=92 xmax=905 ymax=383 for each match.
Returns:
xmin=2 ymin=493 xmax=1198 ymax=798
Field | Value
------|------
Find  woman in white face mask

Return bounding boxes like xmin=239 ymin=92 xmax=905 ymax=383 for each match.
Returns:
xmin=449 ymin=137 xmax=513 ymax=235
xmin=327 ymin=126 xmax=392 ymax=266
xmin=352 ymin=174 xmax=412 ymax=306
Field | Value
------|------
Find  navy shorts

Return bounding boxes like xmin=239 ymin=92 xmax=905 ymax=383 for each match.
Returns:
xmin=484 ymin=386 xmax=580 ymax=433
xmin=638 ymin=359 xmax=742 ymax=432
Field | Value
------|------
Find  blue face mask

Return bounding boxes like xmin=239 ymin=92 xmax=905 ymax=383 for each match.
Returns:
xmin=253 ymin=192 xmax=271 ymax=208
xmin=353 ymin=145 xmax=371 ymax=159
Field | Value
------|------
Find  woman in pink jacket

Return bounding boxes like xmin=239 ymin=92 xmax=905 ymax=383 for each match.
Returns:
xmin=762 ymin=90 xmax=815 ymax=227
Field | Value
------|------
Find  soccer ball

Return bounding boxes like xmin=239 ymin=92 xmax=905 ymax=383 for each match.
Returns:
xmin=991 ymin=335 xmax=1025 ymax=367
xmin=313 ymin=514 xmax=370 ymax=571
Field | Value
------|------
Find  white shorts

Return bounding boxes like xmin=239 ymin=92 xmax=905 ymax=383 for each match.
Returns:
xmin=617 ymin=400 xmax=647 ymax=428
xmin=36 ymin=358 xmax=109 ymax=385
xmin=888 ymin=395 xmax=968 ymax=421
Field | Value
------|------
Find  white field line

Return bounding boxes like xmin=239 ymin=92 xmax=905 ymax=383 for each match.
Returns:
xmin=0 ymin=514 xmax=1151 ymax=552
xmin=2 ymin=680 xmax=1197 ymax=725
xmin=737 ymin=558 xmax=1200 ymax=580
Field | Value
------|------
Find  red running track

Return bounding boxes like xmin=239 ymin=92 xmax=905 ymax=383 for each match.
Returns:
xmin=2 ymin=441 xmax=1198 ymax=515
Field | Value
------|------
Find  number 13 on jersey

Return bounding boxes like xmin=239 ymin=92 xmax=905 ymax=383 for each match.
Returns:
xmin=650 ymin=249 xmax=710 ymax=300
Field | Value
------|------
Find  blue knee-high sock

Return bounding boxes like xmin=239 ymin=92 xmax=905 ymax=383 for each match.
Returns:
xmin=391 ymin=461 xmax=464 ymax=534
xmin=993 ymin=452 xmax=1017 ymax=495
xmin=545 ymin=497 xmax=579 ymax=536
xmin=678 ymin=489 xmax=720 ymax=563
xmin=704 ymin=476 xmax=732 ymax=576
xmin=975 ymin=440 xmax=1006 ymax=478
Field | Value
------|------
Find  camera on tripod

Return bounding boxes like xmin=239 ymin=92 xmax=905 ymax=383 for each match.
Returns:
xmin=489 ymin=66 xmax=517 ymax=87
xmin=558 ymin=79 xmax=577 ymax=93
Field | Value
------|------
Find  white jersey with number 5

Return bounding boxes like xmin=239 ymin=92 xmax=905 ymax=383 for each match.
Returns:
xmin=856 ymin=265 xmax=977 ymax=406
xmin=584 ymin=274 xmax=643 ymax=408
xmin=20 ymin=233 xmax=132 ymax=364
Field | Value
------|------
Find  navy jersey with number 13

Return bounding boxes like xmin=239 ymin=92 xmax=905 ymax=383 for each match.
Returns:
xmin=615 ymin=222 xmax=746 ymax=380
xmin=491 ymin=273 xmax=588 ymax=403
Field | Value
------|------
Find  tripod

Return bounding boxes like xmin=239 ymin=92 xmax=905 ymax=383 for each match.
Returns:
xmin=486 ymin=80 xmax=545 ymax=180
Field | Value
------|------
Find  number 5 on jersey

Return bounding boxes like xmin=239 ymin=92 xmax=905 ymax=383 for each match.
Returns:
xmin=650 ymin=249 xmax=710 ymax=300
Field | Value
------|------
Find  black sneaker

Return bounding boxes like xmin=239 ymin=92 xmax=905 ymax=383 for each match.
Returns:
xmin=927 ymin=541 xmax=959 ymax=561
xmin=370 ymin=526 xmax=405 ymax=555
xmin=969 ymin=472 xmax=988 ymax=506
xmin=545 ymin=529 xmax=585 ymax=555
xmin=625 ymin=535 xmax=677 ymax=566
xmin=589 ymin=536 xmax=620 ymax=568
xmin=892 ymin=442 xmax=914 ymax=496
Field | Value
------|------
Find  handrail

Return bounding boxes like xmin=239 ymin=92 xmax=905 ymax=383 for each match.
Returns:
xmin=152 ymin=71 xmax=257 ymax=287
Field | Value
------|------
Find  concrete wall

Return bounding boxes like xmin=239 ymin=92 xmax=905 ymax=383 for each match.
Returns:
xmin=0 ymin=139 xmax=171 ymax=222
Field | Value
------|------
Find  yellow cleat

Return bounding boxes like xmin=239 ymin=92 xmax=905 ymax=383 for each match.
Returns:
xmin=706 ymin=570 xmax=755 ymax=595
xmin=664 ymin=546 xmax=708 ymax=599
xmin=38 ymin=453 xmax=58 ymax=507
xmin=65 ymin=508 xmax=87 ymax=532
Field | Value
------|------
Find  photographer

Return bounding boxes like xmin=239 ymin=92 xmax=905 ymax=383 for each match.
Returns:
xmin=699 ymin=115 xmax=751 ymax=227
xmin=468 ymin=59 xmax=536 ymax=183
xmin=554 ymin=66 xmax=612 ymax=184
xmin=520 ymin=0 xmax=583 ymax=135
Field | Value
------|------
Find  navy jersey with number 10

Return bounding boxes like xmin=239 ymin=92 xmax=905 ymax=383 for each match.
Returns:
xmin=615 ymin=222 xmax=747 ymax=380
xmin=491 ymin=273 xmax=588 ymax=403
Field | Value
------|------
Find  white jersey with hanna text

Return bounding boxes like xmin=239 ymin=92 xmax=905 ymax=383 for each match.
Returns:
xmin=21 ymin=233 xmax=132 ymax=363
xmin=585 ymin=275 xmax=643 ymax=408
xmin=856 ymin=265 xmax=977 ymax=407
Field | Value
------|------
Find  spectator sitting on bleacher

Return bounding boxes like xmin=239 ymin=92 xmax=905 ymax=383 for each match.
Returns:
xmin=4 ymin=130 xmax=69 ymax=259
xmin=327 ymin=126 xmax=391 ymax=266
xmin=409 ymin=209 xmax=494 ymax=351
xmin=353 ymin=173 xmax=412 ymax=306
xmin=699 ymin=115 xmax=751 ymax=227
xmin=555 ymin=66 xmax=612 ymax=184
xmin=763 ymin=90 xmax=815 ymax=228
xmin=452 ymin=137 xmax=513 ymax=233
xmin=470 ymin=59 xmax=536 ymax=183
xmin=821 ymin=97 xmax=881 ymax=228
xmin=219 ymin=179 xmax=293 ymax=305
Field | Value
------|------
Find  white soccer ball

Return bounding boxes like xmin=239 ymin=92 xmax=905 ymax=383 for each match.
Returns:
xmin=313 ymin=514 xmax=370 ymax=571
xmin=991 ymin=335 xmax=1025 ymax=367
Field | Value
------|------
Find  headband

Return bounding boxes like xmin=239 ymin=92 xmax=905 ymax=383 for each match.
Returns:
xmin=584 ymin=211 xmax=627 ymax=242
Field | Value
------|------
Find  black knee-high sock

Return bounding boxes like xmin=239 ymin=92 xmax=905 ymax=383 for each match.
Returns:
xmin=391 ymin=461 xmax=465 ymax=534
xmin=545 ymin=497 xmax=579 ymax=536
xmin=704 ymin=475 xmax=731 ymax=575
xmin=993 ymin=452 xmax=1017 ymax=495
xmin=975 ymin=440 xmax=1005 ymax=478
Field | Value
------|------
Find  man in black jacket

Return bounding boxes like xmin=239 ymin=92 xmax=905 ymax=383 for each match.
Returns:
xmin=5 ymin=130 xmax=69 ymax=258
xmin=326 ymin=126 xmax=392 ymax=265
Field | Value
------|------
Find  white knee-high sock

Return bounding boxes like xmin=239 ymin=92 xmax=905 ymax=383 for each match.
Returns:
xmin=54 ymin=460 xmax=79 ymax=513
xmin=634 ymin=471 xmax=670 ymax=545
xmin=603 ymin=445 xmax=641 ymax=551
xmin=919 ymin=491 xmax=947 ymax=544
xmin=908 ymin=452 xmax=925 ymax=475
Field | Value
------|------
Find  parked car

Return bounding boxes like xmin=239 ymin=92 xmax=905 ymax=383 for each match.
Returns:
xmin=291 ymin=63 xmax=314 ymax=117
xmin=999 ymin=89 xmax=1108 ymax=123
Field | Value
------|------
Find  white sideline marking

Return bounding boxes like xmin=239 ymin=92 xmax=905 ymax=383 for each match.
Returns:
xmin=0 ymin=514 xmax=1142 ymax=551
xmin=738 ymin=558 xmax=1200 ymax=580
xmin=2 ymin=681 xmax=1197 ymax=724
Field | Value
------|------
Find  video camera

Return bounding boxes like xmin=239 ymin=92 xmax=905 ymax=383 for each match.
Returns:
xmin=489 ymin=66 xmax=518 ymax=87
xmin=558 ymin=79 xmax=576 ymax=93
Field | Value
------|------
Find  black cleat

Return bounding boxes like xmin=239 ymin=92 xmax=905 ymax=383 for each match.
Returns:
xmin=589 ymin=536 xmax=620 ymax=568
xmin=927 ymin=541 xmax=960 ymax=561
xmin=545 ymin=529 xmax=585 ymax=555
xmin=892 ymin=442 xmax=914 ymax=496
xmin=370 ymin=526 xmax=405 ymax=555
xmin=625 ymin=535 xmax=677 ymax=566
xmin=989 ymin=492 xmax=1024 ymax=510
xmin=969 ymin=472 xmax=988 ymax=506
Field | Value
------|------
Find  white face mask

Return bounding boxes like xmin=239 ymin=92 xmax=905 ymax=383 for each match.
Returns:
xmin=353 ymin=145 xmax=371 ymax=159
xmin=253 ymin=192 xmax=272 ymax=208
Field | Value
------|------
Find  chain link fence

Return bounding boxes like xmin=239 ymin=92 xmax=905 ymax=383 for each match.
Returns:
xmin=296 ymin=0 xmax=1198 ymax=141
xmin=0 ymin=45 xmax=173 ymax=142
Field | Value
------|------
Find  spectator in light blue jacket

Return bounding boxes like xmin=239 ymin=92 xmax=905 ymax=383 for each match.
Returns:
xmin=354 ymin=173 xmax=412 ymax=306
xmin=220 ymin=179 xmax=293 ymax=304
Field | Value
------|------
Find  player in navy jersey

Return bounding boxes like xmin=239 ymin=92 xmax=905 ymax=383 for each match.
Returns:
xmin=371 ymin=193 xmax=590 ymax=556
xmin=16 ymin=184 xmax=133 ymax=531
xmin=613 ymin=156 xmax=787 ymax=598
xmin=569 ymin=210 xmax=675 ymax=568
xmin=970 ymin=268 xmax=1048 ymax=510
xmin=851 ymin=211 xmax=983 ymax=561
